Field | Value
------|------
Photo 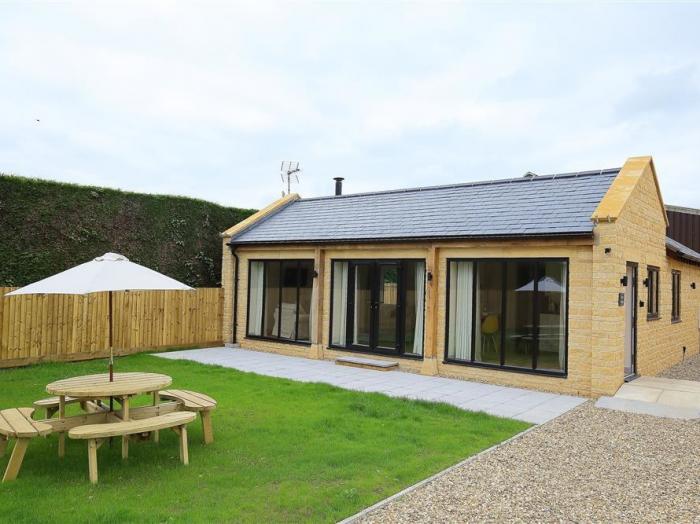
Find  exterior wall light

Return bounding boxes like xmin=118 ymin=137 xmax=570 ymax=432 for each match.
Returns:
xmin=604 ymin=247 xmax=612 ymax=254
xmin=427 ymin=271 xmax=433 ymax=282
xmin=692 ymin=282 xmax=697 ymax=289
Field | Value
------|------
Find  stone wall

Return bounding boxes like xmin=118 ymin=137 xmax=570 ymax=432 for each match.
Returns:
xmin=590 ymin=157 xmax=700 ymax=395
xmin=226 ymin=240 xmax=596 ymax=396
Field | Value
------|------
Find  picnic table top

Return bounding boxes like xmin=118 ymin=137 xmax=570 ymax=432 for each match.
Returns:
xmin=46 ymin=372 xmax=172 ymax=398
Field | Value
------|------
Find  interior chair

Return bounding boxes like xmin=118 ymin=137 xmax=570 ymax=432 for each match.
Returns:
xmin=481 ymin=314 xmax=500 ymax=354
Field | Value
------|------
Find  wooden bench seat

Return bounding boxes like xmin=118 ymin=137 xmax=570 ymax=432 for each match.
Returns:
xmin=68 ymin=411 xmax=196 ymax=484
xmin=0 ymin=408 xmax=53 ymax=482
xmin=159 ymin=390 xmax=217 ymax=444
xmin=33 ymin=396 xmax=83 ymax=419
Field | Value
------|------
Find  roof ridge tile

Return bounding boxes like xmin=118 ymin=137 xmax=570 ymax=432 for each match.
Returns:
xmin=298 ymin=167 xmax=620 ymax=202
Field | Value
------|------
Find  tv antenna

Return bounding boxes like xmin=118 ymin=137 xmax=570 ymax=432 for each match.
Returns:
xmin=280 ymin=161 xmax=301 ymax=196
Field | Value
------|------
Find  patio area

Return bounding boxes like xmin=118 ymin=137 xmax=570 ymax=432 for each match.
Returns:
xmin=155 ymin=347 xmax=586 ymax=424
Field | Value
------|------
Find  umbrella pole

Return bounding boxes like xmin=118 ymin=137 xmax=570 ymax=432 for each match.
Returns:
xmin=109 ymin=290 xmax=114 ymax=382
xmin=108 ymin=290 xmax=114 ymax=448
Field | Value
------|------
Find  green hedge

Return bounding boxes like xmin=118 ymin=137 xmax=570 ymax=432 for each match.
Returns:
xmin=0 ymin=174 xmax=256 ymax=287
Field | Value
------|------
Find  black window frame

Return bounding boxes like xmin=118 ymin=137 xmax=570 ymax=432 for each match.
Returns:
xmin=245 ymin=259 xmax=314 ymax=346
xmin=671 ymin=270 xmax=681 ymax=323
xmin=327 ymin=258 xmax=426 ymax=360
xmin=646 ymin=266 xmax=660 ymax=321
xmin=443 ymin=257 xmax=569 ymax=378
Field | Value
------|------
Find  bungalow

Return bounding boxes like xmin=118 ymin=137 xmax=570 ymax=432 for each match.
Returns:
xmin=220 ymin=156 xmax=700 ymax=397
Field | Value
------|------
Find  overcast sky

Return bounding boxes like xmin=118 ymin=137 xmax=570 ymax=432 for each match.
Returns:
xmin=1 ymin=2 xmax=699 ymax=209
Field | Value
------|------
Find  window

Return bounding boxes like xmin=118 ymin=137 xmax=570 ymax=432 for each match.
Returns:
xmin=672 ymin=270 xmax=681 ymax=322
xmin=647 ymin=266 xmax=660 ymax=320
xmin=446 ymin=259 xmax=568 ymax=375
xmin=247 ymin=260 xmax=314 ymax=343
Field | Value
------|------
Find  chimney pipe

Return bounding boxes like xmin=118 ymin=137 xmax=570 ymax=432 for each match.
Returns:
xmin=334 ymin=177 xmax=344 ymax=196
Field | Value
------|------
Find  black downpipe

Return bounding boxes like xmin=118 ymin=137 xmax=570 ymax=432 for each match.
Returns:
xmin=231 ymin=244 xmax=239 ymax=344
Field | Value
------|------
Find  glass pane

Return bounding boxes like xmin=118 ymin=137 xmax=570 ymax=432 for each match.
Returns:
xmin=535 ymin=261 xmax=566 ymax=372
xmin=503 ymin=261 xmax=535 ymax=369
xmin=262 ymin=262 xmax=280 ymax=338
xmin=353 ymin=264 xmax=372 ymax=347
xmin=296 ymin=261 xmax=313 ymax=342
xmin=278 ymin=261 xmax=298 ymax=339
xmin=648 ymin=269 xmax=659 ymax=317
xmin=447 ymin=261 xmax=473 ymax=361
xmin=377 ymin=264 xmax=398 ymax=349
xmin=331 ymin=261 xmax=349 ymax=346
xmin=474 ymin=261 xmax=502 ymax=366
xmin=655 ymin=270 xmax=660 ymax=315
xmin=403 ymin=261 xmax=425 ymax=356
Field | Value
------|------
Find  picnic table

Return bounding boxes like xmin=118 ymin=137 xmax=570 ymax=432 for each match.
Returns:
xmin=2 ymin=372 xmax=216 ymax=484
xmin=46 ymin=372 xmax=172 ymax=457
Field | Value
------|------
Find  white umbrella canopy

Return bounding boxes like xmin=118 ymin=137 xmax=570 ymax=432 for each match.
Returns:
xmin=515 ymin=276 xmax=563 ymax=293
xmin=6 ymin=252 xmax=192 ymax=296
xmin=5 ymin=253 xmax=193 ymax=384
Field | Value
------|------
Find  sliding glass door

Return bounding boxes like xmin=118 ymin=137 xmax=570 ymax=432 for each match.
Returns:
xmin=331 ymin=260 xmax=425 ymax=357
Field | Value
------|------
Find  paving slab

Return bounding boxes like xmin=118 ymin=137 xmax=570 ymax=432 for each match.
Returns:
xmin=600 ymin=375 xmax=700 ymax=419
xmin=614 ymin=384 xmax=663 ymax=403
xmin=154 ymin=346 xmax=586 ymax=424
xmin=595 ymin=396 xmax=700 ymax=419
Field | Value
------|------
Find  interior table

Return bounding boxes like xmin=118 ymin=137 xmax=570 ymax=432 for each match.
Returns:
xmin=46 ymin=372 xmax=172 ymax=456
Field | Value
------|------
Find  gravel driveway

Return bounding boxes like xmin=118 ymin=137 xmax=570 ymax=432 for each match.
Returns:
xmin=659 ymin=352 xmax=700 ymax=381
xmin=357 ymin=402 xmax=700 ymax=523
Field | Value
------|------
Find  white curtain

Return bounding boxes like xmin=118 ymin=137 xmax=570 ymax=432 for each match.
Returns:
xmin=412 ymin=262 xmax=425 ymax=355
xmin=248 ymin=261 xmax=264 ymax=336
xmin=473 ymin=267 xmax=482 ymax=362
xmin=353 ymin=267 xmax=360 ymax=345
xmin=310 ymin=273 xmax=318 ymax=344
xmin=331 ymin=261 xmax=348 ymax=346
xmin=558 ymin=264 xmax=567 ymax=370
xmin=448 ymin=261 xmax=473 ymax=361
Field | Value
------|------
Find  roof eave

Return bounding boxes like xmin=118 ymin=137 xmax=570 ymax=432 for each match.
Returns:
xmin=221 ymin=193 xmax=300 ymax=240
xmin=227 ymin=230 xmax=594 ymax=247
xmin=666 ymin=237 xmax=700 ymax=266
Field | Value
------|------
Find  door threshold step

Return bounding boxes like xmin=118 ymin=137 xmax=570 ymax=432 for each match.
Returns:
xmin=335 ymin=356 xmax=399 ymax=371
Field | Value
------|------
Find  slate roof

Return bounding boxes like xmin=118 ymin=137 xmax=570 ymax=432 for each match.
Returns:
xmin=666 ymin=237 xmax=700 ymax=264
xmin=230 ymin=168 xmax=621 ymax=244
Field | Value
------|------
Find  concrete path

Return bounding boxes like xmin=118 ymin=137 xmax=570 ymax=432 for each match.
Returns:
xmin=154 ymin=347 xmax=585 ymax=424
xmin=596 ymin=375 xmax=700 ymax=419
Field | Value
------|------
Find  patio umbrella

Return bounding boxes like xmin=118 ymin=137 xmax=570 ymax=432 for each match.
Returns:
xmin=515 ymin=276 xmax=563 ymax=293
xmin=6 ymin=253 xmax=193 ymax=382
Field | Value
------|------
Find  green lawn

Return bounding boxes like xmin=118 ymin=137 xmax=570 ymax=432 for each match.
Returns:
xmin=0 ymin=353 xmax=529 ymax=523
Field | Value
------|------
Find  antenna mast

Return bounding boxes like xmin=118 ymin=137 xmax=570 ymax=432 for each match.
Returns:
xmin=280 ymin=161 xmax=301 ymax=195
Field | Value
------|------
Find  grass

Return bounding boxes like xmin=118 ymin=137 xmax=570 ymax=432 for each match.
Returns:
xmin=0 ymin=353 xmax=530 ymax=523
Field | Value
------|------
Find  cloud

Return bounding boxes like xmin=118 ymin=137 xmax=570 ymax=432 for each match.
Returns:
xmin=1 ymin=2 xmax=699 ymax=208
xmin=615 ymin=65 xmax=700 ymax=119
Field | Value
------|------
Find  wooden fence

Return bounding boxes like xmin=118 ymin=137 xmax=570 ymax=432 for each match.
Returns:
xmin=0 ymin=287 xmax=223 ymax=368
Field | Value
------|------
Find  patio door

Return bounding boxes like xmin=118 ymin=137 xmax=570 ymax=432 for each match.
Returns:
xmin=349 ymin=261 xmax=400 ymax=354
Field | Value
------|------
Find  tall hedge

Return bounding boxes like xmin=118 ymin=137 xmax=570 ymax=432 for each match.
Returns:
xmin=0 ymin=174 xmax=257 ymax=287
